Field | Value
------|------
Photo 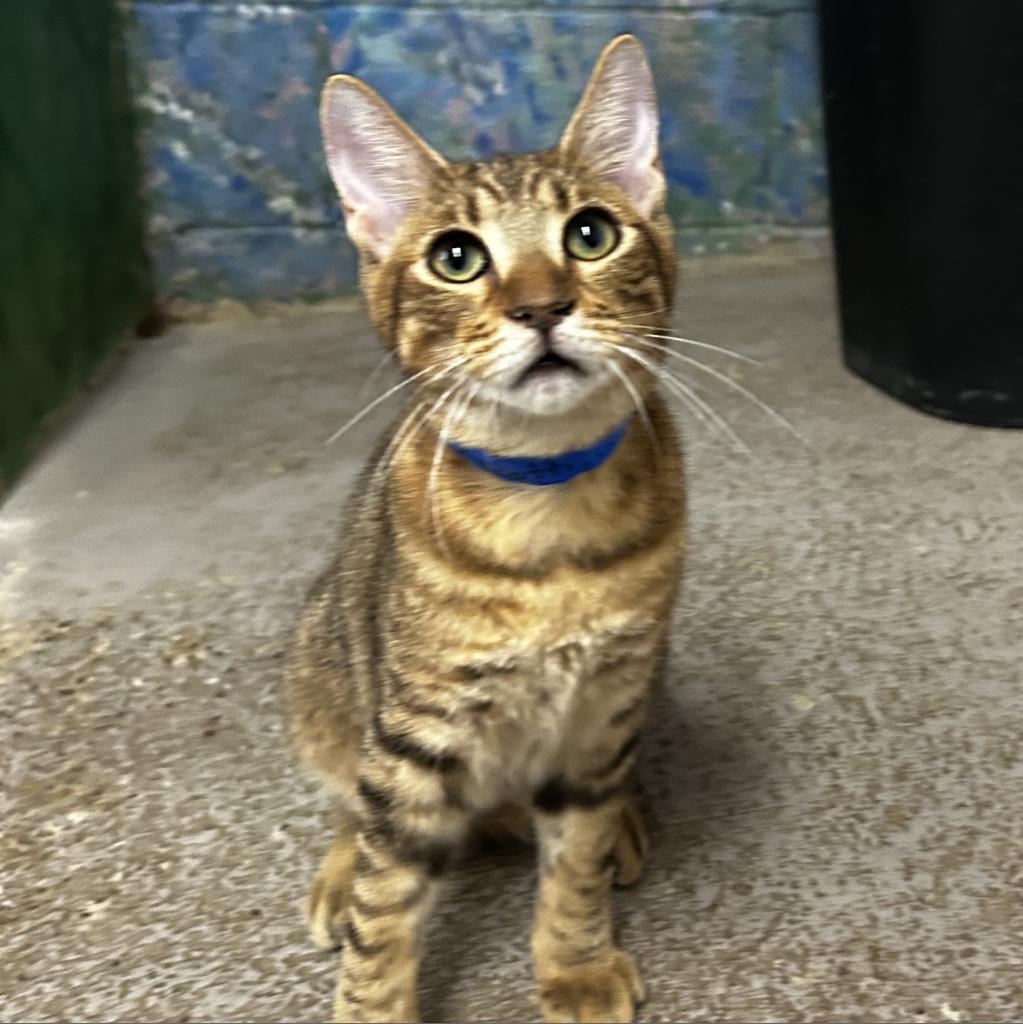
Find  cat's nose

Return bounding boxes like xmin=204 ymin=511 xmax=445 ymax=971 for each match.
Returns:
xmin=505 ymin=298 xmax=576 ymax=331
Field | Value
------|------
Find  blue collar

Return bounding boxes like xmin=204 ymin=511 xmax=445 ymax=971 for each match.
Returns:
xmin=447 ymin=420 xmax=630 ymax=486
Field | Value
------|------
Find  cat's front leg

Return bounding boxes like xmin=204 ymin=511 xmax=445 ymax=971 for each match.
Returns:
xmin=334 ymin=746 xmax=468 ymax=1022
xmin=333 ymin=828 xmax=430 ymax=1022
xmin=531 ymin=791 xmax=645 ymax=1024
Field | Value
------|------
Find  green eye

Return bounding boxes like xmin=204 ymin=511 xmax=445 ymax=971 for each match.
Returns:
xmin=428 ymin=231 xmax=489 ymax=283
xmin=564 ymin=208 xmax=620 ymax=261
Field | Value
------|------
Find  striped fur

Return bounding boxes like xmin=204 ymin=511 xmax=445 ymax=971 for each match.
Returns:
xmin=288 ymin=35 xmax=684 ymax=1023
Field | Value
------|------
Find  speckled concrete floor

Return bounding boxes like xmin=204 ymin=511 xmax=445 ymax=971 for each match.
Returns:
xmin=2 ymin=259 xmax=1021 ymax=1023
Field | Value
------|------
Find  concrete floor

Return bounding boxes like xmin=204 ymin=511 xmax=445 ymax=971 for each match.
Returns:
xmin=2 ymin=259 xmax=1021 ymax=1023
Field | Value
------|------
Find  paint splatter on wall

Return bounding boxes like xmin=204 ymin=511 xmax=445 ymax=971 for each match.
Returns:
xmin=125 ymin=0 xmax=826 ymax=300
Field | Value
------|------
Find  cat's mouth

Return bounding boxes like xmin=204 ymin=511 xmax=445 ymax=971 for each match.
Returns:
xmin=515 ymin=350 xmax=586 ymax=387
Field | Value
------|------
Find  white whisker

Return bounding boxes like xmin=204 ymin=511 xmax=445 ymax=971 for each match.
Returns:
xmin=596 ymin=337 xmax=716 ymax=436
xmin=630 ymin=331 xmax=759 ymax=365
xmin=606 ymin=341 xmax=752 ymax=455
xmin=427 ymin=384 xmax=472 ymax=559
xmin=604 ymin=359 xmax=657 ymax=454
xmin=650 ymin=347 xmax=806 ymax=444
xmin=375 ymin=378 xmax=464 ymax=481
xmin=611 ymin=305 xmax=672 ymax=324
xmin=373 ymin=399 xmax=431 ymax=481
xmin=354 ymin=351 xmax=396 ymax=402
xmin=325 ymin=359 xmax=466 ymax=447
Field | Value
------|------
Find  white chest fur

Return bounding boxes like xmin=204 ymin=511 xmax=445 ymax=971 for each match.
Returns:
xmin=456 ymin=628 xmax=638 ymax=810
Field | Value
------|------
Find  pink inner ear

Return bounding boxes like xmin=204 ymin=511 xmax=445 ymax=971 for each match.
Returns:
xmin=339 ymin=148 xmax=408 ymax=249
xmin=325 ymin=130 xmax=409 ymax=255
xmin=561 ymin=42 xmax=664 ymax=213
xmin=609 ymin=102 xmax=661 ymax=210
xmin=321 ymin=80 xmax=442 ymax=257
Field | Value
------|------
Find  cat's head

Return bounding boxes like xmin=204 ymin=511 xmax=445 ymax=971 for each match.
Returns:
xmin=321 ymin=35 xmax=675 ymax=427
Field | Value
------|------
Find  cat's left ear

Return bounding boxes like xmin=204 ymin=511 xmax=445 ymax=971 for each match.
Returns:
xmin=559 ymin=35 xmax=665 ymax=215
xmin=321 ymin=74 xmax=448 ymax=258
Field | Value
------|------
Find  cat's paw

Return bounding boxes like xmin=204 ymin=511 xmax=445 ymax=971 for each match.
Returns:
xmin=334 ymin=989 xmax=418 ymax=1023
xmin=538 ymin=949 xmax=645 ymax=1023
xmin=307 ymin=836 xmax=356 ymax=950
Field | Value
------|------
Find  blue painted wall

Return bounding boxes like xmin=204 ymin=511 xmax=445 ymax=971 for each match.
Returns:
xmin=125 ymin=0 xmax=825 ymax=301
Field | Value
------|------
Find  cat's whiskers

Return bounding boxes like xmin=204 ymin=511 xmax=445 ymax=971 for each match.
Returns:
xmin=586 ymin=313 xmax=754 ymax=364
xmin=325 ymin=358 xmax=468 ymax=447
xmin=602 ymin=357 xmax=658 ymax=454
xmin=624 ymin=334 xmax=804 ymax=444
xmin=612 ymin=305 xmax=672 ymax=325
xmin=374 ymin=375 xmax=466 ymax=482
xmin=426 ymin=383 xmax=477 ymax=559
xmin=584 ymin=321 xmax=802 ymax=449
xmin=627 ymin=330 xmax=759 ymax=365
xmin=589 ymin=332 xmax=752 ymax=454
xmin=354 ymin=350 xmax=397 ymax=402
xmin=372 ymin=397 xmax=433 ymax=483
xmin=623 ymin=346 xmax=751 ymax=454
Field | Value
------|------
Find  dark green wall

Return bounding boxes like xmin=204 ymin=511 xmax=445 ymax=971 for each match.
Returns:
xmin=0 ymin=1 xmax=151 ymax=491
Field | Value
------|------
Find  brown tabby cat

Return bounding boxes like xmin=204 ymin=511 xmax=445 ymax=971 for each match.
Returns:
xmin=288 ymin=34 xmax=684 ymax=1023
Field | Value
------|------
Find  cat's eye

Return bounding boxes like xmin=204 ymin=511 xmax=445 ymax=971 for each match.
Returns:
xmin=564 ymin=208 xmax=620 ymax=261
xmin=428 ymin=231 xmax=489 ymax=283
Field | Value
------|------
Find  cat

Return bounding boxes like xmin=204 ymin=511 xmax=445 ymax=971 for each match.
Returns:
xmin=287 ymin=34 xmax=685 ymax=1024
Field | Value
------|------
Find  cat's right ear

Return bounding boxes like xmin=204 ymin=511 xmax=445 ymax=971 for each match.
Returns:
xmin=320 ymin=75 xmax=448 ymax=259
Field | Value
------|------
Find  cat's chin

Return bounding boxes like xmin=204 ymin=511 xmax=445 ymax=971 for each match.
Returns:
xmin=456 ymin=371 xmax=633 ymax=454
xmin=495 ymin=367 xmax=609 ymax=418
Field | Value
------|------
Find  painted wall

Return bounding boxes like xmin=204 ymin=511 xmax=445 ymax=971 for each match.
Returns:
xmin=126 ymin=0 xmax=825 ymax=301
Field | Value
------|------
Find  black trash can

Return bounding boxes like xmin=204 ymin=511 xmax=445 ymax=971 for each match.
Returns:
xmin=817 ymin=2 xmax=1023 ymax=427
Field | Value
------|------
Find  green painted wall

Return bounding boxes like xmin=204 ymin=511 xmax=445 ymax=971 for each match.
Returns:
xmin=0 ymin=0 xmax=151 ymax=491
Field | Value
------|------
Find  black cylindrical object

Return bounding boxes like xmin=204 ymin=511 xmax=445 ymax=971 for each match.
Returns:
xmin=818 ymin=2 xmax=1023 ymax=427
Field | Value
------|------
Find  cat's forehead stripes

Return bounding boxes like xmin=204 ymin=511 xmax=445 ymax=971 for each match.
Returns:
xmin=443 ymin=156 xmax=578 ymax=226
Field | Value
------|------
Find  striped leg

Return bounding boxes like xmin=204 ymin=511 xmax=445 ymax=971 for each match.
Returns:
xmin=532 ymin=794 xmax=645 ymax=1023
xmin=333 ymin=827 xmax=450 ymax=1022
xmin=333 ymin=710 xmax=469 ymax=1023
xmin=530 ymin=689 xmax=649 ymax=1024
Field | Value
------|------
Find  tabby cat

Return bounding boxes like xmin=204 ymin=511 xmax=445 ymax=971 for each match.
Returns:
xmin=288 ymin=34 xmax=685 ymax=1023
